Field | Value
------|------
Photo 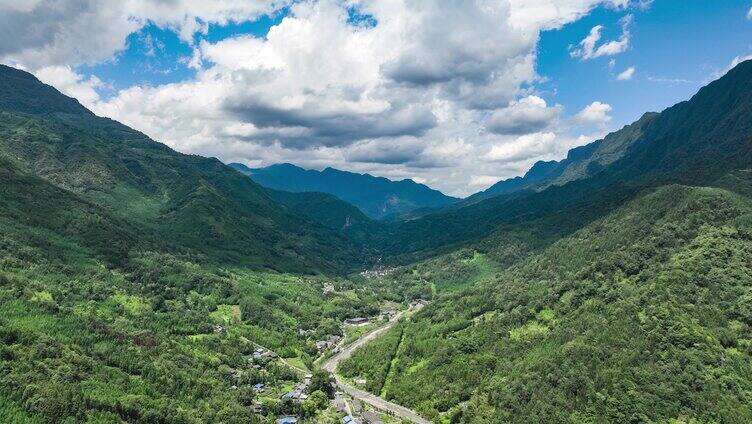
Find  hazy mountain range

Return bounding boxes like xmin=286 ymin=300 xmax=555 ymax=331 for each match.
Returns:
xmin=229 ymin=162 xmax=458 ymax=220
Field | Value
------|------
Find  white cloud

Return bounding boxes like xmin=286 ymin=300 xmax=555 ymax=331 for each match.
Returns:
xmin=571 ymin=14 xmax=633 ymax=60
xmin=747 ymin=7 xmax=752 ymax=20
xmin=34 ymin=65 xmax=104 ymax=105
xmin=486 ymin=96 xmax=563 ymax=135
xmin=469 ymin=175 xmax=503 ymax=188
xmin=487 ymin=132 xmax=557 ymax=164
xmin=5 ymin=0 xmax=636 ymax=197
xmin=574 ymin=101 xmax=613 ymax=125
xmin=616 ymin=66 xmax=636 ymax=80
xmin=0 ymin=0 xmax=287 ymax=69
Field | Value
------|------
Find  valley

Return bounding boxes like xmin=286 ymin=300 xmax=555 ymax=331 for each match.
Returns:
xmin=1 ymin=48 xmax=752 ymax=424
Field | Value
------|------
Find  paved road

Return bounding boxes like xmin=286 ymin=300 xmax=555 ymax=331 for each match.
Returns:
xmin=323 ymin=304 xmax=432 ymax=424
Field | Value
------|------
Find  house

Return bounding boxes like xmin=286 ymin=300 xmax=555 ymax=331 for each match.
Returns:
xmin=276 ymin=417 xmax=298 ymax=424
xmin=250 ymin=402 xmax=264 ymax=415
xmin=410 ymin=299 xmax=429 ymax=308
xmin=345 ymin=317 xmax=370 ymax=326
xmin=362 ymin=412 xmax=383 ymax=424
xmin=342 ymin=416 xmax=360 ymax=424
xmin=253 ymin=383 xmax=265 ymax=392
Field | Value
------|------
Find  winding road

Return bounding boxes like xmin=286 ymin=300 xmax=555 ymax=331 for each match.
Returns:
xmin=322 ymin=304 xmax=432 ymax=424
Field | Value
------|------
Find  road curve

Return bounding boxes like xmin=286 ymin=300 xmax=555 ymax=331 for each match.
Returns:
xmin=322 ymin=305 xmax=432 ymax=424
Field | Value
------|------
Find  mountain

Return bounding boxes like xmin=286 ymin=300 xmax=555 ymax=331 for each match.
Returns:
xmin=229 ymin=162 xmax=458 ymax=219
xmin=339 ymin=60 xmax=752 ymax=422
xmin=375 ymin=60 xmax=752 ymax=260
xmin=467 ymin=112 xmax=657 ymax=203
xmin=0 ymin=64 xmax=362 ymax=273
xmin=267 ymin=189 xmax=382 ymax=246
xmin=343 ymin=182 xmax=752 ymax=422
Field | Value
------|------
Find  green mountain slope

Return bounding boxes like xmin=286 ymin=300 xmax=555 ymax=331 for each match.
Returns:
xmin=267 ymin=189 xmax=382 ymax=246
xmin=343 ymin=180 xmax=752 ymax=422
xmin=0 ymin=64 xmax=362 ymax=273
xmin=230 ymin=162 xmax=458 ymax=219
xmin=0 ymin=65 xmax=403 ymax=424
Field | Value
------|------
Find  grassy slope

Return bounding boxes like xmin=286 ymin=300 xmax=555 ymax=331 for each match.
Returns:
xmin=342 ymin=181 xmax=752 ymax=422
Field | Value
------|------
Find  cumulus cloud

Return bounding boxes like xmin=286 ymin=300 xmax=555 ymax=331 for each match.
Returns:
xmin=0 ymin=0 xmax=287 ymax=69
xmin=616 ymin=66 xmax=636 ymax=80
xmin=570 ymin=14 xmax=633 ymax=60
xmin=34 ymin=65 xmax=105 ymax=105
xmin=5 ymin=0 xmax=637 ymax=196
xmin=574 ymin=101 xmax=613 ymax=125
xmin=487 ymin=132 xmax=557 ymax=164
xmin=486 ymin=96 xmax=563 ymax=135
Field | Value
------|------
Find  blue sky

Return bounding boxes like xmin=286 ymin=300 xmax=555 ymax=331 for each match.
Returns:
xmin=538 ymin=0 xmax=752 ymax=127
xmin=77 ymin=1 xmax=752 ymax=131
xmin=2 ymin=0 xmax=751 ymax=196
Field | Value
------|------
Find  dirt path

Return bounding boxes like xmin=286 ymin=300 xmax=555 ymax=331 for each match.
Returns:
xmin=322 ymin=304 xmax=432 ymax=424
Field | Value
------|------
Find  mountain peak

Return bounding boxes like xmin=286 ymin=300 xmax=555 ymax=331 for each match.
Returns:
xmin=0 ymin=64 xmax=91 ymax=116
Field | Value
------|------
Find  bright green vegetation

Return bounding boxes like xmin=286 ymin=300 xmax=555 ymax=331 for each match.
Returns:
xmin=339 ymin=324 xmax=404 ymax=394
xmin=380 ymin=249 xmax=498 ymax=297
xmin=4 ymin=55 xmax=752 ymax=424
xmin=342 ymin=183 xmax=752 ymax=422
xmin=0 ymin=65 xmax=414 ymax=424
xmin=0 ymin=237 xmax=395 ymax=423
xmin=339 ymin=61 xmax=752 ymax=422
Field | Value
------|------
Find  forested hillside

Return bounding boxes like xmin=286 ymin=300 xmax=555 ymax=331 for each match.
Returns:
xmin=2 ymin=52 xmax=752 ymax=424
xmin=0 ymin=64 xmax=362 ymax=274
xmin=373 ymin=60 xmax=752 ymax=261
xmin=343 ymin=180 xmax=752 ymax=422
xmin=338 ymin=60 xmax=752 ymax=422
xmin=0 ymin=65 xmax=412 ymax=423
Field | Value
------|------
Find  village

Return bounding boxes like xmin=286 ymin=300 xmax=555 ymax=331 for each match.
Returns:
xmin=223 ymin=302 xmax=427 ymax=424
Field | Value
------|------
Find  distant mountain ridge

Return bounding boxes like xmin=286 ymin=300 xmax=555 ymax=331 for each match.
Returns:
xmin=468 ymin=111 xmax=658 ymax=203
xmin=229 ymin=162 xmax=458 ymax=219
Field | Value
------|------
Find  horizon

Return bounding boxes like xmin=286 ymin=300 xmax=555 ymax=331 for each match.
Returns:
xmin=1 ymin=1 xmax=751 ymax=197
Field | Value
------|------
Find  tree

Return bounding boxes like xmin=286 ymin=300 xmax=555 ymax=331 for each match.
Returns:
xmin=309 ymin=369 xmax=335 ymax=398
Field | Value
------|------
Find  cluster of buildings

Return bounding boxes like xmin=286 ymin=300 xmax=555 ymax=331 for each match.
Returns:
xmin=281 ymin=373 xmax=313 ymax=404
xmin=251 ymin=346 xmax=279 ymax=362
xmin=315 ymin=334 xmax=342 ymax=352
xmin=358 ymin=266 xmax=395 ymax=279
